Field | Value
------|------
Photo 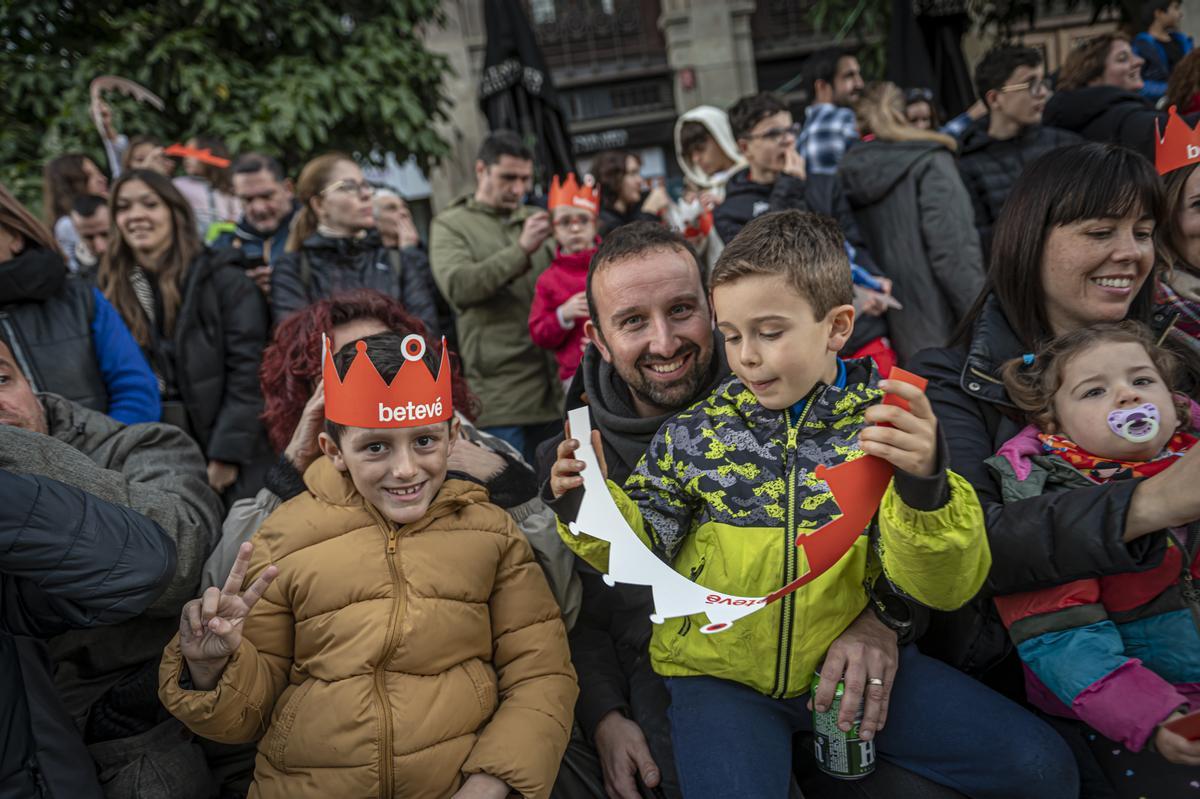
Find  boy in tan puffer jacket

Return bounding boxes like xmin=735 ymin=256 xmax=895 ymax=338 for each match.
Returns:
xmin=159 ymin=331 xmax=577 ymax=799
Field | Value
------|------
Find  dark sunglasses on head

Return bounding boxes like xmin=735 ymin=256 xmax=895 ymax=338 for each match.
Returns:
xmin=905 ymin=87 xmax=934 ymax=105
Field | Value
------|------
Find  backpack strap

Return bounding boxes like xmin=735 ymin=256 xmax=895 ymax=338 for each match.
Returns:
xmin=300 ymin=250 xmax=311 ymax=291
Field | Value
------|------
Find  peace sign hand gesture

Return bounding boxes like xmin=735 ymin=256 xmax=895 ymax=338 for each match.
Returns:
xmin=179 ymin=541 xmax=279 ymax=690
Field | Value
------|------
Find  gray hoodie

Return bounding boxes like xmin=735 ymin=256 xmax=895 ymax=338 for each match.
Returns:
xmin=0 ymin=393 xmax=222 ymax=718
xmin=840 ymin=139 xmax=985 ymax=360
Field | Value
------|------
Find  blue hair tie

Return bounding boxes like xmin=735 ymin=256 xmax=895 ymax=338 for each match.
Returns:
xmin=1022 ymin=353 xmax=1035 ymax=366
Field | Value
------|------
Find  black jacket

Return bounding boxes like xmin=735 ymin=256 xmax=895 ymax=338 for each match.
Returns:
xmin=0 ymin=248 xmax=107 ymax=413
xmin=957 ymin=121 xmax=1082 ymax=256
xmin=270 ymin=232 xmax=440 ymax=336
xmin=713 ymin=168 xmax=888 ymax=352
xmin=149 ymin=248 xmax=269 ymax=465
xmin=1042 ymin=85 xmax=1200 ymax=161
xmin=0 ymin=468 xmax=175 ymax=799
xmin=841 ymin=139 xmax=985 ymax=362
xmin=598 ymin=202 xmax=660 ymax=238
xmin=908 ymin=294 xmax=1169 ymax=674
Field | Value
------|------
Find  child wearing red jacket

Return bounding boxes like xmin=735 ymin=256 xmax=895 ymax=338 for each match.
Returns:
xmin=529 ymin=174 xmax=599 ymax=388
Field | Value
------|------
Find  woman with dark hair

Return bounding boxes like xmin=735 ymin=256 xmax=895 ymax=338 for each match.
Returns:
xmin=904 ymin=87 xmax=942 ymax=130
xmin=99 ymin=169 xmax=270 ymax=499
xmin=910 ymin=141 xmax=1200 ymax=794
xmin=1164 ymin=49 xmax=1200 ymax=114
xmin=1155 ymin=156 xmax=1200 ymax=358
xmin=269 ymin=153 xmax=439 ymax=334
xmin=43 ymin=153 xmax=109 ymax=269
xmin=1044 ymin=33 xmax=1200 ymax=160
xmin=203 ymin=288 xmax=579 ymax=626
xmin=0 ymin=182 xmax=158 ymax=423
xmin=590 ymin=150 xmax=671 ymax=236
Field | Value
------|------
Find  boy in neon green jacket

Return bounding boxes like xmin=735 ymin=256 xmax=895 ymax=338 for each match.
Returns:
xmin=550 ymin=212 xmax=1081 ymax=799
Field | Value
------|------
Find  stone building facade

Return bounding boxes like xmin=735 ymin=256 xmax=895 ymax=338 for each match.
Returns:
xmin=423 ymin=0 xmax=1200 ymax=209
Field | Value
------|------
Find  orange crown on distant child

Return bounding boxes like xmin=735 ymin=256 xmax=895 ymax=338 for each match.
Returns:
xmin=549 ymin=173 xmax=600 ymax=215
xmin=1155 ymin=106 xmax=1200 ymax=176
xmin=322 ymin=334 xmax=453 ymax=428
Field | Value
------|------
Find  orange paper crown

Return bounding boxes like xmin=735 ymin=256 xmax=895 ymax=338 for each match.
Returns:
xmin=549 ymin=173 xmax=600 ymax=215
xmin=1155 ymin=106 xmax=1200 ymax=176
xmin=322 ymin=334 xmax=453 ymax=428
xmin=162 ymin=143 xmax=231 ymax=168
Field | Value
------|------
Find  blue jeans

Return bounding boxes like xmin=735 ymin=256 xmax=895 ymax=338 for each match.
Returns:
xmin=665 ymin=645 xmax=1078 ymax=799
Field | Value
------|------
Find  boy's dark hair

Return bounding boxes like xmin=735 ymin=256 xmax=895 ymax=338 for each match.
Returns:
xmin=586 ymin=222 xmax=704 ymax=332
xmin=711 ymin=210 xmax=853 ymax=320
xmin=232 ymin=152 xmax=286 ymax=182
xmin=679 ymin=121 xmax=713 ymax=160
xmin=974 ymin=46 xmax=1043 ymax=104
xmin=324 ymin=331 xmax=446 ymax=444
xmin=999 ymin=320 xmax=1190 ymax=432
xmin=802 ymin=47 xmax=851 ymax=103
xmin=728 ymin=93 xmax=788 ymax=140
xmin=1142 ymin=0 xmax=1177 ymax=30
xmin=477 ymin=130 xmax=533 ymax=166
xmin=71 ymin=194 xmax=106 ymax=217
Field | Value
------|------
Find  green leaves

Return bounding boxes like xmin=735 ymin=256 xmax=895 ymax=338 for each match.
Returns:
xmin=0 ymin=0 xmax=451 ymax=208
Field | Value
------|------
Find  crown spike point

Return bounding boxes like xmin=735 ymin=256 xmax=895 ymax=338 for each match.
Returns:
xmin=549 ymin=172 xmax=600 ymax=215
xmin=1155 ymin=105 xmax=1200 ymax=176
xmin=322 ymin=334 xmax=454 ymax=429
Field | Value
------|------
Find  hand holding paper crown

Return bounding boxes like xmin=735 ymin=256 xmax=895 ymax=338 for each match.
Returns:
xmin=549 ymin=173 xmax=600 ymax=215
xmin=322 ymin=334 xmax=454 ymax=428
xmin=1155 ymin=106 xmax=1200 ymax=176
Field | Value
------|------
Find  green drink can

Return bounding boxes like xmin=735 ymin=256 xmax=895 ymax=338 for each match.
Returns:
xmin=811 ymin=670 xmax=876 ymax=780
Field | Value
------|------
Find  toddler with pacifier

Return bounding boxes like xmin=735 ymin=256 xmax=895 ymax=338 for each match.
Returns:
xmin=991 ymin=320 xmax=1200 ymax=793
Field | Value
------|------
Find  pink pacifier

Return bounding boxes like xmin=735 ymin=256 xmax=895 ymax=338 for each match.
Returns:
xmin=1107 ymin=403 xmax=1160 ymax=443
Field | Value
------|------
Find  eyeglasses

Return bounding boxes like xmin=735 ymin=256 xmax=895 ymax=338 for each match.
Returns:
xmin=321 ymin=179 xmax=374 ymax=196
xmin=554 ymin=214 xmax=593 ymax=230
xmin=744 ymin=122 xmax=802 ymax=142
xmin=999 ymin=78 xmax=1051 ymax=97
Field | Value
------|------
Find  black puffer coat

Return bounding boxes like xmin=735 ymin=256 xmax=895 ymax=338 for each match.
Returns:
xmin=957 ymin=121 xmax=1082 ymax=256
xmin=1042 ymin=85 xmax=1200 ymax=161
xmin=841 ymin=139 xmax=985 ymax=362
xmin=146 ymin=248 xmax=268 ymax=466
xmin=0 ymin=468 xmax=175 ymax=799
xmin=270 ymin=232 xmax=440 ymax=335
xmin=0 ymin=247 xmax=108 ymax=412
xmin=909 ymin=294 xmax=1170 ymax=674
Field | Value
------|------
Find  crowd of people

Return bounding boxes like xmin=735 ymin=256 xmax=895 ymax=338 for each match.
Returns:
xmin=4 ymin=12 xmax=1200 ymax=799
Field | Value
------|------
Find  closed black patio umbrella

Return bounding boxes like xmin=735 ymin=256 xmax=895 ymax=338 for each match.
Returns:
xmin=479 ymin=0 xmax=576 ymax=191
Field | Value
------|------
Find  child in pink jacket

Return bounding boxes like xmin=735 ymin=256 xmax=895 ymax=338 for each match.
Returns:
xmin=990 ymin=321 xmax=1200 ymax=794
xmin=529 ymin=174 xmax=599 ymax=388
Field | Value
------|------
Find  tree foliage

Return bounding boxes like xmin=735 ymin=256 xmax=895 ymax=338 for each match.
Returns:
xmin=0 ymin=0 xmax=452 ymax=207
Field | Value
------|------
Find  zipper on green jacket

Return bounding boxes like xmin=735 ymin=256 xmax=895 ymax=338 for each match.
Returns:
xmin=772 ymin=391 xmax=818 ymax=698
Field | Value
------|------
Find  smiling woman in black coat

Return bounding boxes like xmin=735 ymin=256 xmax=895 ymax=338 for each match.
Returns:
xmin=98 ymin=169 xmax=269 ymax=501
xmin=909 ymin=144 xmax=1200 ymax=681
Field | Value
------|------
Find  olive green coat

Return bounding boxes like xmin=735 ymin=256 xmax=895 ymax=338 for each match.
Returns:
xmin=429 ymin=196 xmax=561 ymax=428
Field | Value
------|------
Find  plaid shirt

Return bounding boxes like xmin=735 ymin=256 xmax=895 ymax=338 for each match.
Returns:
xmin=798 ymin=104 xmax=859 ymax=176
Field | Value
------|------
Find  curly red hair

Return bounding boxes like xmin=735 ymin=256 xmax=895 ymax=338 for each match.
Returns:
xmin=259 ymin=289 xmax=479 ymax=453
